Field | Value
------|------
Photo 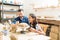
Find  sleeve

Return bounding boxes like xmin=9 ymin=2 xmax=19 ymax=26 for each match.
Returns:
xmin=12 ymin=18 xmax=17 ymax=24
xmin=36 ymin=24 xmax=42 ymax=31
xmin=36 ymin=24 xmax=45 ymax=34
xmin=14 ymin=18 xmax=18 ymax=21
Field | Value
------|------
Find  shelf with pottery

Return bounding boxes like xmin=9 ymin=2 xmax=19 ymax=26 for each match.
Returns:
xmin=0 ymin=0 xmax=23 ymax=21
xmin=0 ymin=2 xmax=23 ymax=6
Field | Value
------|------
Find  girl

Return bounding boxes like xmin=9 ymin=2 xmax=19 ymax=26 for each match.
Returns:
xmin=29 ymin=14 xmax=45 ymax=35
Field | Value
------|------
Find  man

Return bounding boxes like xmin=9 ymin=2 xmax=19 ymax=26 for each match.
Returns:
xmin=13 ymin=9 xmax=29 ymax=24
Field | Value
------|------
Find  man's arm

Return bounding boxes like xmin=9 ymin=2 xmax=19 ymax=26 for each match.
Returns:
xmin=12 ymin=18 xmax=18 ymax=24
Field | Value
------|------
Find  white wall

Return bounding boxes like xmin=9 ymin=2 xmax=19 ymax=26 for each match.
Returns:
xmin=23 ymin=0 xmax=60 ymax=18
xmin=34 ymin=8 xmax=60 ymax=17
xmin=23 ymin=0 xmax=35 ymax=16
xmin=2 ymin=0 xmax=60 ymax=18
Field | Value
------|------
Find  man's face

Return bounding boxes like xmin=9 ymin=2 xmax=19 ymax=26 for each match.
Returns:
xmin=17 ymin=11 xmax=24 ymax=18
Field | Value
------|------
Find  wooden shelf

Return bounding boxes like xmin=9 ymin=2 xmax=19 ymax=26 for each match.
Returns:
xmin=0 ymin=1 xmax=23 ymax=22
xmin=0 ymin=2 xmax=23 ymax=6
xmin=2 ymin=18 xmax=14 ymax=21
xmin=0 ymin=9 xmax=18 ymax=12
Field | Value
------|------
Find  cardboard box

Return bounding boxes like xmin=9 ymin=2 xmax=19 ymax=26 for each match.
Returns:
xmin=51 ymin=26 xmax=59 ymax=34
xmin=50 ymin=32 xmax=58 ymax=40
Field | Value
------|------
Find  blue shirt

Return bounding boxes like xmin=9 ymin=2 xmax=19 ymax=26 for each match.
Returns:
xmin=12 ymin=16 xmax=29 ymax=24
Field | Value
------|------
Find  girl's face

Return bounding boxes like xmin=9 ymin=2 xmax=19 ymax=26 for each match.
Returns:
xmin=29 ymin=16 xmax=34 ymax=23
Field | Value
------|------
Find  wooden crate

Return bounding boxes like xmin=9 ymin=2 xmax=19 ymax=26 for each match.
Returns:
xmin=50 ymin=32 xmax=58 ymax=40
xmin=59 ymin=26 xmax=60 ymax=32
xmin=51 ymin=26 xmax=59 ymax=34
xmin=59 ymin=32 xmax=60 ymax=40
xmin=51 ymin=26 xmax=55 ymax=32
xmin=50 ymin=38 xmax=58 ymax=40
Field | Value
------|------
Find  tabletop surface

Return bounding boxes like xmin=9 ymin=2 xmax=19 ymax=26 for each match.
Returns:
xmin=2 ymin=32 xmax=50 ymax=40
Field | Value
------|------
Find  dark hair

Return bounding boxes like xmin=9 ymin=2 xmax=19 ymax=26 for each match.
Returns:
xmin=29 ymin=14 xmax=37 ymax=29
xmin=17 ymin=9 xmax=22 ymax=12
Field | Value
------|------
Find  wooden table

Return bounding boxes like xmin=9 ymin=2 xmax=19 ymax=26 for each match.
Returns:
xmin=2 ymin=32 xmax=50 ymax=40
xmin=37 ymin=19 xmax=60 ymax=40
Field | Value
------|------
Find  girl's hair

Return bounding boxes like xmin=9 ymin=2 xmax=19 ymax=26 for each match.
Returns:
xmin=29 ymin=14 xmax=37 ymax=29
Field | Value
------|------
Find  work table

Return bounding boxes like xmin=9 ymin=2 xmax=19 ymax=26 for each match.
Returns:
xmin=0 ymin=22 xmax=50 ymax=40
xmin=0 ymin=32 xmax=50 ymax=40
xmin=37 ymin=19 xmax=60 ymax=25
xmin=37 ymin=19 xmax=60 ymax=40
